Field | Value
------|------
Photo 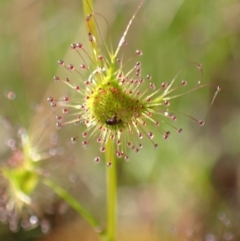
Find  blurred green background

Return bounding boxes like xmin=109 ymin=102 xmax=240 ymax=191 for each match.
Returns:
xmin=0 ymin=0 xmax=240 ymax=240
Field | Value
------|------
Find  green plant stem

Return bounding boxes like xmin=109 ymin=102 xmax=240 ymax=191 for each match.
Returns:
xmin=82 ymin=0 xmax=98 ymax=64
xmin=82 ymin=1 xmax=117 ymax=240
xmin=105 ymin=140 xmax=117 ymax=241
xmin=43 ymin=178 xmax=106 ymax=240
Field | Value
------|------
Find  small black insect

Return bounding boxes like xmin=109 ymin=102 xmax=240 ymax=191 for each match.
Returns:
xmin=105 ymin=113 xmax=122 ymax=126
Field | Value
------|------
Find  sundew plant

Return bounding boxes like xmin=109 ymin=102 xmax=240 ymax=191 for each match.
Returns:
xmin=50 ymin=0 xmax=212 ymax=162
xmin=0 ymin=0 xmax=224 ymax=241
xmin=46 ymin=0 xmax=220 ymax=241
xmin=0 ymin=93 xmax=69 ymax=234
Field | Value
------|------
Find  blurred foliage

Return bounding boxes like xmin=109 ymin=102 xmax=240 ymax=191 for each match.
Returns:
xmin=0 ymin=0 xmax=240 ymax=240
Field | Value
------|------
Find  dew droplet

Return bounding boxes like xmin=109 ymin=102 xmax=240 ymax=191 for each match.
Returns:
xmin=148 ymin=132 xmax=154 ymax=140
xmin=178 ymin=128 xmax=183 ymax=133
xmin=107 ymin=162 xmax=112 ymax=167
xmin=138 ymin=133 xmax=143 ymax=139
xmin=163 ymin=131 xmax=170 ymax=140
xmin=62 ymin=108 xmax=68 ymax=114
xmin=63 ymin=96 xmax=69 ymax=102
xmin=85 ymin=80 xmax=90 ymax=86
xmin=51 ymin=102 xmax=56 ymax=108
xmin=47 ymin=97 xmax=54 ymax=102
xmin=86 ymin=12 xmax=92 ymax=21
xmin=197 ymin=63 xmax=203 ymax=72
xmin=58 ymin=59 xmax=64 ymax=66
xmin=29 ymin=215 xmax=39 ymax=226
xmin=161 ymin=82 xmax=167 ymax=88
xmin=82 ymin=140 xmax=88 ymax=148
xmin=135 ymin=148 xmax=140 ymax=153
xmin=76 ymin=43 xmax=83 ymax=48
xmin=54 ymin=75 xmax=60 ymax=82
xmin=100 ymin=146 xmax=105 ymax=152
xmin=94 ymin=157 xmax=100 ymax=163
xmin=41 ymin=219 xmax=51 ymax=234
xmin=71 ymin=43 xmax=77 ymax=49
xmin=146 ymin=74 xmax=151 ymax=80
xmin=56 ymin=115 xmax=62 ymax=121
xmin=164 ymin=111 xmax=169 ymax=116
xmin=181 ymin=80 xmax=187 ymax=86
xmin=5 ymin=91 xmax=16 ymax=100
xmin=136 ymin=49 xmax=142 ymax=56
xmin=198 ymin=120 xmax=205 ymax=126
xmin=7 ymin=139 xmax=16 ymax=149
xmin=80 ymin=64 xmax=87 ymax=69
xmin=116 ymin=151 xmax=122 ymax=158
xmin=171 ymin=115 xmax=177 ymax=121
xmin=149 ymin=83 xmax=155 ymax=89
xmin=71 ymin=137 xmax=77 ymax=144
xmin=21 ymin=219 xmax=30 ymax=229
xmin=56 ymin=122 xmax=62 ymax=129
xmin=135 ymin=62 xmax=141 ymax=67
xmin=68 ymin=64 xmax=74 ymax=70
xmin=97 ymin=137 xmax=102 ymax=143
xmin=164 ymin=100 xmax=170 ymax=106
xmin=88 ymin=32 xmax=93 ymax=42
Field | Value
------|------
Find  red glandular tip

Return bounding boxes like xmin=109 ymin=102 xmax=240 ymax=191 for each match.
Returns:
xmin=47 ymin=97 xmax=54 ymax=102
xmin=198 ymin=120 xmax=205 ymax=126
xmin=94 ymin=157 xmax=100 ymax=163
xmin=71 ymin=43 xmax=77 ymax=50
xmin=71 ymin=137 xmax=77 ymax=144
xmin=54 ymin=76 xmax=60 ymax=82
xmin=68 ymin=64 xmax=74 ymax=70
xmin=58 ymin=60 xmax=64 ymax=66
xmin=63 ymin=97 xmax=69 ymax=102
xmin=136 ymin=50 xmax=142 ymax=56
xmin=76 ymin=43 xmax=83 ymax=48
